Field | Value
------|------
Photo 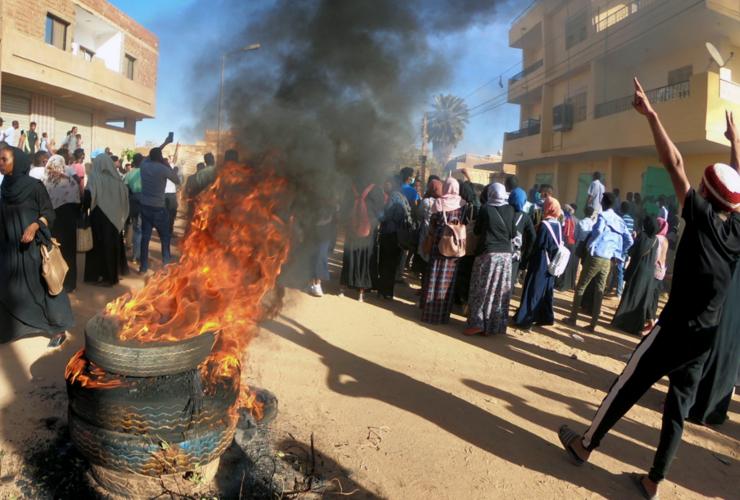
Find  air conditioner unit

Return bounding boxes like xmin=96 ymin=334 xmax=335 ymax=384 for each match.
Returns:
xmin=553 ymin=103 xmax=574 ymax=131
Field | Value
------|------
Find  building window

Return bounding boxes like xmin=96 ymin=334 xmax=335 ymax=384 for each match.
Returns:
xmin=80 ymin=46 xmax=95 ymax=62
xmin=45 ymin=14 xmax=68 ymax=50
xmin=105 ymin=119 xmax=126 ymax=129
xmin=125 ymin=54 xmax=136 ymax=80
xmin=565 ymin=10 xmax=588 ymax=49
xmin=668 ymin=65 xmax=692 ymax=85
xmin=566 ymin=92 xmax=588 ymax=122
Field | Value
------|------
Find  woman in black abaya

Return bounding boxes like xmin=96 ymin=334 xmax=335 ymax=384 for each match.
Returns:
xmin=84 ymin=153 xmax=129 ymax=285
xmin=611 ymin=216 xmax=659 ymax=335
xmin=0 ymin=147 xmax=74 ymax=346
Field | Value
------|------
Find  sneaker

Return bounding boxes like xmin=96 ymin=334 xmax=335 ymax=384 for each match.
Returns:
xmin=309 ymin=284 xmax=324 ymax=297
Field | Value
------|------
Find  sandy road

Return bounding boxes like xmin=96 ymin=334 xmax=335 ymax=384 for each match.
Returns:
xmin=0 ymin=246 xmax=737 ymax=499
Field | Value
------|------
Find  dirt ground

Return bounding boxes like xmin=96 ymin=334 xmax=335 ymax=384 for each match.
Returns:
xmin=0 ymin=239 xmax=738 ymax=499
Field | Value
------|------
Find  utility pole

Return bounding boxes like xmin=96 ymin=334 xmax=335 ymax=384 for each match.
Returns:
xmin=419 ymin=112 xmax=429 ymax=182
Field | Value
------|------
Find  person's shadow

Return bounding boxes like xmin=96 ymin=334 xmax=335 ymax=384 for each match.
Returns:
xmin=264 ymin=315 xmax=652 ymax=498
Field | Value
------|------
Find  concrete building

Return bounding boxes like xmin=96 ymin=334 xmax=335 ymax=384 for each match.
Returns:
xmin=0 ymin=0 xmax=157 ymax=155
xmin=502 ymin=0 xmax=740 ymax=216
xmin=445 ymin=153 xmax=517 ymax=185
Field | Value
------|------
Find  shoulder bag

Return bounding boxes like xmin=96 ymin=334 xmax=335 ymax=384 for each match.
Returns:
xmin=77 ymin=209 xmax=93 ymax=253
xmin=543 ymin=221 xmax=571 ymax=277
xmin=38 ymin=227 xmax=69 ymax=296
xmin=438 ymin=211 xmax=466 ymax=258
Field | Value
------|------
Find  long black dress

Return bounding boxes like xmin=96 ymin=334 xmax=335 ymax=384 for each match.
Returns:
xmin=688 ymin=265 xmax=740 ymax=425
xmin=52 ymin=202 xmax=79 ymax=292
xmin=341 ymin=185 xmax=384 ymax=290
xmin=0 ymin=150 xmax=74 ymax=342
xmin=611 ymin=235 xmax=658 ymax=335
xmin=84 ymin=203 xmax=124 ymax=285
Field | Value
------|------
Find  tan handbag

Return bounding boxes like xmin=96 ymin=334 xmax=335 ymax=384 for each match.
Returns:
xmin=77 ymin=227 xmax=93 ymax=253
xmin=41 ymin=238 xmax=69 ymax=296
xmin=438 ymin=211 xmax=466 ymax=258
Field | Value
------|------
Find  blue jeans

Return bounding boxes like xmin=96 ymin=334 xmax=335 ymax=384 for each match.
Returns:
xmin=611 ymin=259 xmax=625 ymax=296
xmin=140 ymin=205 xmax=172 ymax=272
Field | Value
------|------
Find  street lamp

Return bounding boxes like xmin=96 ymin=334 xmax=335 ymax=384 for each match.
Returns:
xmin=217 ymin=43 xmax=261 ymax=162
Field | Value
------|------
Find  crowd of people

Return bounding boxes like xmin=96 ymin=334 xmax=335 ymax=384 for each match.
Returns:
xmin=0 ymin=79 xmax=737 ymax=499
xmin=0 ymin=127 xmax=233 ymax=348
xmin=301 ymin=80 xmax=739 ymax=498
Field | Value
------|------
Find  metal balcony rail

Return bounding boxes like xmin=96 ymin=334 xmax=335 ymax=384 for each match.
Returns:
xmin=509 ymin=59 xmax=544 ymax=84
xmin=592 ymin=0 xmax=659 ymax=33
xmin=594 ymin=80 xmax=690 ymax=119
xmin=505 ymin=119 xmax=541 ymax=141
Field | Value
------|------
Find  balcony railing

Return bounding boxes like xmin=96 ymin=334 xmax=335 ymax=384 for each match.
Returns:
xmin=509 ymin=59 xmax=543 ymax=84
xmin=505 ymin=119 xmax=541 ymax=141
xmin=594 ymin=80 xmax=690 ymax=119
xmin=592 ymin=0 xmax=658 ymax=33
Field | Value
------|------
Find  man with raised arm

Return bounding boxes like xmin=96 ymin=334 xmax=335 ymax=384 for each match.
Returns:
xmin=557 ymin=78 xmax=740 ymax=499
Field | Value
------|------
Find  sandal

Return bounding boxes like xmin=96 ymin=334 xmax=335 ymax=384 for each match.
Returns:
xmin=558 ymin=425 xmax=585 ymax=466
xmin=47 ymin=332 xmax=67 ymax=348
xmin=630 ymin=473 xmax=659 ymax=500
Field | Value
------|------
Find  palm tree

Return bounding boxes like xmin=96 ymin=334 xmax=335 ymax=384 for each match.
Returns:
xmin=427 ymin=94 xmax=469 ymax=167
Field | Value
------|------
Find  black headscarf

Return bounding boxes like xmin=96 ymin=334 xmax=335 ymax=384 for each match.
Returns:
xmin=1 ymin=147 xmax=36 ymax=205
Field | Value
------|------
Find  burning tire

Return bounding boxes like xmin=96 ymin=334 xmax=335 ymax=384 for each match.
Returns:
xmin=67 ymin=368 xmax=239 ymax=441
xmin=84 ymin=314 xmax=216 ymax=377
xmin=69 ymin=410 xmax=236 ymax=476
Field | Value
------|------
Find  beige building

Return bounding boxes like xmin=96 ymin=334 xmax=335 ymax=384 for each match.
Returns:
xmin=502 ymin=0 xmax=740 ymax=215
xmin=445 ymin=153 xmax=517 ymax=185
xmin=0 ymin=0 xmax=157 ymax=156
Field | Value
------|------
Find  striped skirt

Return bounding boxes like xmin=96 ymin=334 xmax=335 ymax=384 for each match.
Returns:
xmin=466 ymin=252 xmax=513 ymax=335
xmin=421 ymin=256 xmax=459 ymax=324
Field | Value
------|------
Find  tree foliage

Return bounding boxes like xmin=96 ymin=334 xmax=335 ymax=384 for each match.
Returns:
xmin=427 ymin=94 xmax=469 ymax=167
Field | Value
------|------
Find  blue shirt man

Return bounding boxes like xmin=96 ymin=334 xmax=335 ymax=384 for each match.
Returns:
xmin=568 ymin=192 xmax=632 ymax=331
xmin=138 ymin=147 xmax=180 ymax=273
xmin=399 ymin=166 xmax=419 ymax=206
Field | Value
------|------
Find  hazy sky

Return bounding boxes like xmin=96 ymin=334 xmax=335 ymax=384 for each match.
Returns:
xmin=112 ymin=0 xmax=523 ymax=156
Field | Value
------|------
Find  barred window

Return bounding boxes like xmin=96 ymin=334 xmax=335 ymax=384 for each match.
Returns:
xmin=566 ymin=92 xmax=588 ymax=122
xmin=565 ymin=10 xmax=588 ymax=49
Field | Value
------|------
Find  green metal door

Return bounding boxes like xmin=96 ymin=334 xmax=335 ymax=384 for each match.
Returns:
xmin=641 ymin=166 xmax=675 ymax=216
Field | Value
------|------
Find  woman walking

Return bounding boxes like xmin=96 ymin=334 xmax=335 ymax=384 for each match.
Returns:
xmin=0 ymin=147 xmax=73 ymax=347
xmin=340 ymin=182 xmax=384 ymax=302
xmin=556 ymin=204 xmax=578 ymax=292
xmin=647 ymin=216 xmax=670 ymax=323
xmin=43 ymin=154 xmax=80 ymax=292
xmin=611 ymin=216 xmax=659 ymax=335
xmin=464 ymin=183 xmax=516 ymax=336
xmin=421 ymin=177 xmax=467 ymax=324
xmin=513 ymin=197 xmax=563 ymax=330
xmin=84 ymin=153 xmax=129 ymax=286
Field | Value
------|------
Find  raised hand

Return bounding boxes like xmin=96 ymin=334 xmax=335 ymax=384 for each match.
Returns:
xmin=725 ymin=110 xmax=738 ymax=144
xmin=632 ymin=77 xmax=655 ymax=117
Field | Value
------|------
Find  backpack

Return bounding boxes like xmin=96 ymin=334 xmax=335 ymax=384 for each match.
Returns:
xmin=351 ymin=184 xmax=375 ymax=238
xmin=512 ymin=214 xmax=524 ymax=261
xmin=438 ymin=211 xmax=466 ymax=258
xmin=542 ymin=221 xmax=571 ymax=277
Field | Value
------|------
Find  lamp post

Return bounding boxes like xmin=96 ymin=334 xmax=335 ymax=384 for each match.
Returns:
xmin=217 ymin=43 xmax=261 ymax=162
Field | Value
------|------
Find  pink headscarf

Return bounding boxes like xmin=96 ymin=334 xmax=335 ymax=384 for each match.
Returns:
xmin=432 ymin=177 xmax=466 ymax=213
xmin=656 ymin=217 xmax=669 ymax=236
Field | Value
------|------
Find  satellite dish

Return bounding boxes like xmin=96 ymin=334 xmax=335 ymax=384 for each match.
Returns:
xmin=706 ymin=42 xmax=725 ymax=67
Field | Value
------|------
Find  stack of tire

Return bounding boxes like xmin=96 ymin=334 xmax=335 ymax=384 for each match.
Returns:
xmin=67 ymin=314 xmax=238 ymax=496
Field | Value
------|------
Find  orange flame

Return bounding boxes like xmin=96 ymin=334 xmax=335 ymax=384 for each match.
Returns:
xmin=100 ymin=161 xmax=292 ymax=409
xmin=65 ymin=349 xmax=125 ymax=389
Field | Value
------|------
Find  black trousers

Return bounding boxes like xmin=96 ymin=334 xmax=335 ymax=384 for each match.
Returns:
xmin=582 ymin=322 xmax=716 ymax=482
xmin=378 ymin=232 xmax=402 ymax=298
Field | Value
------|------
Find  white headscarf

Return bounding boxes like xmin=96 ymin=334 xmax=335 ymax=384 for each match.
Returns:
xmin=43 ymin=154 xmax=80 ymax=209
xmin=486 ymin=183 xmax=508 ymax=207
